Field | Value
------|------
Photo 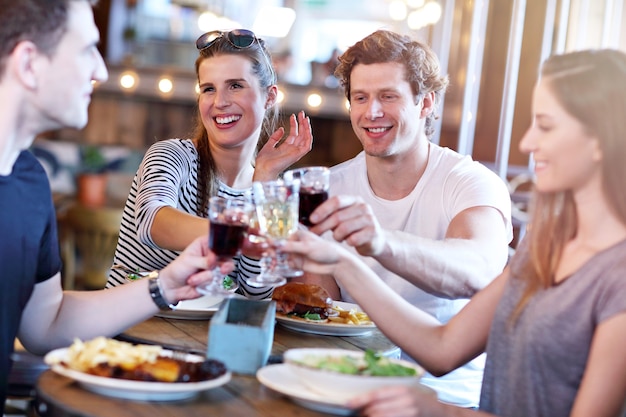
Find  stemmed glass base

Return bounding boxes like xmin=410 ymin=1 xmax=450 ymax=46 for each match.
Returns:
xmin=245 ymin=251 xmax=286 ymax=287
xmin=273 ymin=250 xmax=303 ymax=278
xmin=196 ymin=265 xmax=239 ymax=296
xmin=246 ymin=274 xmax=286 ymax=288
xmin=244 ymin=252 xmax=302 ymax=288
xmin=245 ymin=250 xmax=302 ymax=287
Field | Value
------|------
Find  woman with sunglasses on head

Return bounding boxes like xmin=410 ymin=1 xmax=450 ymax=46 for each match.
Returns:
xmin=106 ymin=29 xmax=313 ymax=299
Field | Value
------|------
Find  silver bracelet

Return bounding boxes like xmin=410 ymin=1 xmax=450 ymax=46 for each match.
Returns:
xmin=148 ymin=274 xmax=174 ymax=311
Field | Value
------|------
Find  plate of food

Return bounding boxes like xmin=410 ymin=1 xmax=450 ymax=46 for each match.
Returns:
xmin=155 ymin=293 xmax=248 ymax=320
xmin=114 ymin=265 xmax=239 ymax=320
xmin=272 ymin=282 xmax=376 ymax=336
xmin=283 ymin=348 xmax=432 ymax=402
xmin=44 ymin=337 xmax=231 ymax=401
xmin=118 ymin=266 xmax=236 ymax=294
xmin=257 ymin=363 xmax=355 ymax=416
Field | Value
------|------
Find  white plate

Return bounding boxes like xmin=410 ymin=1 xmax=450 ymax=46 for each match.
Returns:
xmin=44 ymin=348 xmax=231 ymax=401
xmin=284 ymin=348 xmax=426 ymax=402
xmin=257 ymin=364 xmax=355 ymax=415
xmin=155 ymin=294 xmax=244 ymax=320
xmin=275 ymin=301 xmax=376 ymax=336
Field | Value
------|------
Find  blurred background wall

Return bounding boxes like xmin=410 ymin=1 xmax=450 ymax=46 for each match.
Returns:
xmin=42 ymin=0 xmax=626 ymax=180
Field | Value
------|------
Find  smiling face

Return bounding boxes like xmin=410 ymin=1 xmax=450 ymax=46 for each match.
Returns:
xmin=348 ymin=62 xmax=430 ymax=159
xmin=197 ymin=54 xmax=271 ymax=153
xmin=519 ymin=78 xmax=602 ymax=194
xmin=35 ymin=1 xmax=108 ymax=131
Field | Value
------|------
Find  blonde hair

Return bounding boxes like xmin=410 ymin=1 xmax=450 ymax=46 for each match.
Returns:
xmin=511 ymin=49 xmax=626 ymax=320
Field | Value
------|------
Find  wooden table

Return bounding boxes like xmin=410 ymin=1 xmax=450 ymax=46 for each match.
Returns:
xmin=35 ymin=316 xmax=399 ymax=417
xmin=117 ymin=316 xmax=400 ymax=358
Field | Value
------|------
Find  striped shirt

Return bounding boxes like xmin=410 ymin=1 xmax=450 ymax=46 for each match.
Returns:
xmin=105 ymin=138 xmax=273 ymax=300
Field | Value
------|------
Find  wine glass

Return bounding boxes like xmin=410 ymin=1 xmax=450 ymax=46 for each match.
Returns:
xmin=242 ymin=209 xmax=280 ymax=288
xmin=283 ymin=166 xmax=330 ymax=227
xmin=197 ymin=196 xmax=252 ymax=296
xmin=246 ymin=178 xmax=302 ymax=287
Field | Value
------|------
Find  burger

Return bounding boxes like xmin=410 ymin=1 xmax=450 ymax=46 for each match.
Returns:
xmin=272 ymin=282 xmax=334 ymax=322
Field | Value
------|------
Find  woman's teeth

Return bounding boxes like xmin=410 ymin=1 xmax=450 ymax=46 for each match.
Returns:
xmin=216 ymin=115 xmax=241 ymax=124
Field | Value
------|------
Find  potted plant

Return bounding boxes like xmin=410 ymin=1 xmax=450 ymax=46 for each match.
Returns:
xmin=76 ymin=145 xmax=112 ymax=207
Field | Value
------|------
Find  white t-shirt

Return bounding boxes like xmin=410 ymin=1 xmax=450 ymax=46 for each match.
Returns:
xmin=329 ymin=145 xmax=513 ymax=407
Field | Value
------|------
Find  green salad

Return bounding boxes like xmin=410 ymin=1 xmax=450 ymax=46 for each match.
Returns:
xmin=222 ymin=276 xmax=235 ymax=290
xmin=126 ymin=268 xmax=142 ymax=281
xmin=299 ymin=349 xmax=418 ymax=377
xmin=285 ymin=311 xmax=325 ymax=321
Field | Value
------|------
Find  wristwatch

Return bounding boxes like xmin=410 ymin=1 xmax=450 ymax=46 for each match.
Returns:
xmin=148 ymin=273 xmax=173 ymax=311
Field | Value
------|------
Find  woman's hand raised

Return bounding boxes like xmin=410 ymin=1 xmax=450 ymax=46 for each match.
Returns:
xmin=254 ymin=111 xmax=313 ymax=181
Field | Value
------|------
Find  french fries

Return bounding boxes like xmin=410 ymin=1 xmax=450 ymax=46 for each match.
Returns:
xmin=48 ymin=337 xmax=228 ymax=383
xmin=328 ymin=305 xmax=372 ymax=325
xmin=51 ymin=337 xmax=163 ymax=372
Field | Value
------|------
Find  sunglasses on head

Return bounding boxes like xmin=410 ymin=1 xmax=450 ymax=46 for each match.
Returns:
xmin=195 ymin=29 xmax=258 ymax=51
xmin=195 ymin=29 xmax=277 ymax=84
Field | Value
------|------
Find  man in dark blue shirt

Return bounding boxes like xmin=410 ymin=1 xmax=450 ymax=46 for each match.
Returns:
xmin=0 ymin=1 xmax=231 ymax=412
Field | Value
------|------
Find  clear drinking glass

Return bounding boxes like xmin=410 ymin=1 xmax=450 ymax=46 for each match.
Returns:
xmin=197 ymin=196 xmax=252 ymax=296
xmin=242 ymin=209 xmax=280 ymax=288
xmin=283 ymin=166 xmax=330 ymax=227
xmin=246 ymin=178 xmax=302 ymax=287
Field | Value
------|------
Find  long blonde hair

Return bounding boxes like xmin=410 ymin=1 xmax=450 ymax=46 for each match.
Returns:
xmin=511 ymin=49 xmax=626 ymax=320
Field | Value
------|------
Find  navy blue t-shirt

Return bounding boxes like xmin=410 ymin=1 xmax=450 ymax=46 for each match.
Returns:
xmin=0 ymin=150 xmax=61 ymax=411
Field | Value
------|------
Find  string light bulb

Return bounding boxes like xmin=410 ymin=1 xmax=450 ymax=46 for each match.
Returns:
xmin=158 ymin=77 xmax=174 ymax=95
xmin=306 ymin=93 xmax=323 ymax=108
xmin=390 ymin=0 xmax=442 ymax=30
xmin=406 ymin=0 xmax=442 ymax=30
xmin=389 ymin=0 xmax=408 ymax=21
xmin=119 ymin=70 xmax=139 ymax=92
xmin=407 ymin=0 xmax=426 ymax=8
xmin=276 ymin=88 xmax=285 ymax=104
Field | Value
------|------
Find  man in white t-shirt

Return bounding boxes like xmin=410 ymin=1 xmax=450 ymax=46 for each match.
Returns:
xmin=301 ymin=30 xmax=513 ymax=408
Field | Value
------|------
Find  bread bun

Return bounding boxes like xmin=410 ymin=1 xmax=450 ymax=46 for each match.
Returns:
xmin=272 ymin=282 xmax=333 ymax=319
xmin=273 ymin=282 xmax=332 ymax=308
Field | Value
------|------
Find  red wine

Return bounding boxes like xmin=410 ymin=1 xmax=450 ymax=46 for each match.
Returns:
xmin=209 ymin=221 xmax=248 ymax=258
xmin=299 ymin=190 xmax=329 ymax=226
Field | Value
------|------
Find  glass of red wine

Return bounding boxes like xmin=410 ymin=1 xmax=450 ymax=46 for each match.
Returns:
xmin=283 ymin=166 xmax=330 ymax=227
xmin=197 ymin=196 xmax=252 ymax=296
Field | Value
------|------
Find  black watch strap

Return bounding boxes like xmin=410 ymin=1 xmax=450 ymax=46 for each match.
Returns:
xmin=148 ymin=275 xmax=172 ymax=311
